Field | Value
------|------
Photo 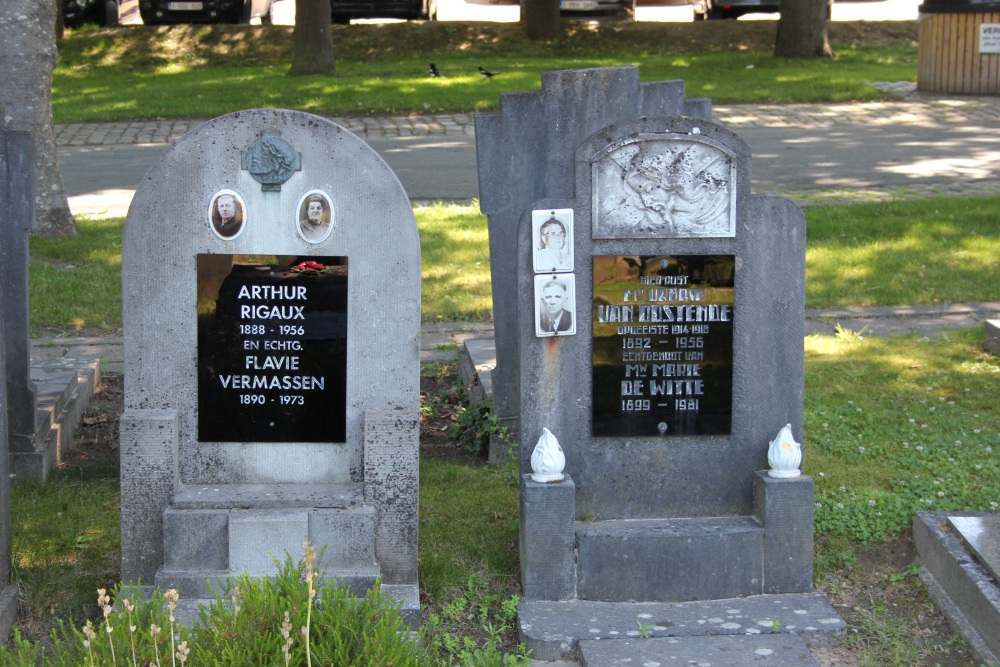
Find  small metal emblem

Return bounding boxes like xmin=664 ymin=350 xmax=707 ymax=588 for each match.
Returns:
xmin=241 ymin=130 xmax=302 ymax=192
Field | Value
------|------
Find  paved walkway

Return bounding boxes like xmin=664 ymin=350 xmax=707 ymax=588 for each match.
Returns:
xmin=52 ymin=89 xmax=1000 ymax=147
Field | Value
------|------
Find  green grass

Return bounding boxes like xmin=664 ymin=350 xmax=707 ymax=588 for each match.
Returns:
xmin=51 ymin=21 xmax=920 ymax=122
xmin=805 ymin=197 xmax=1000 ymax=308
xmin=29 ymin=195 xmax=1000 ymax=333
xmin=805 ymin=326 xmax=999 ymax=544
xmin=29 ymin=217 xmax=123 ymax=332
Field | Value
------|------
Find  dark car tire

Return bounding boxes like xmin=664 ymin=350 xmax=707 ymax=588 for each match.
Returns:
xmin=103 ymin=0 xmax=120 ymax=25
xmin=139 ymin=7 xmax=160 ymax=24
xmin=230 ymin=0 xmax=251 ymax=22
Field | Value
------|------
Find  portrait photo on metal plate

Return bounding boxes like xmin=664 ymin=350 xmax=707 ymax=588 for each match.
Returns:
xmin=209 ymin=189 xmax=247 ymax=240
xmin=532 ymin=208 xmax=574 ymax=274
xmin=296 ymin=190 xmax=335 ymax=243
xmin=535 ymin=273 xmax=577 ymax=337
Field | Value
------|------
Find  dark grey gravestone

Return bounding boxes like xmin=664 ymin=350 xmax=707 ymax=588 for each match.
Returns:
xmin=121 ymin=109 xmax=420 ymax=623
xmin=0 ymin=125 xmax=24 ymax=640
xmin=914 ymin=512 xmax=1000 ymax=667
xmin=485 ymin=69 xmax=820 ymax=651
xmin=476 ymin=67 xmax=711 ymax=459
xmin=0 ymin=125 xmax=40 ymax=480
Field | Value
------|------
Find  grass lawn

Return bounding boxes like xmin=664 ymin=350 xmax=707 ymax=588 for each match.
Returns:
xmin=53 ymin=20 xmax=920 ymax=122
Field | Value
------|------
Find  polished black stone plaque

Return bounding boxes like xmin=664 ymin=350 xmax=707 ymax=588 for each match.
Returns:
xmin=592 ymin=255 xmax=734 ymax=438
xmin=197 ymin=255 xmax=348 ymax=443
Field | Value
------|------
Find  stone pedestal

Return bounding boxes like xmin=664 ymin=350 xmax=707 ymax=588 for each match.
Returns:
xmin=754 ymin=471 xmax=815 ymax=594
xmin=520 ymin=474 xmax=576 ymax=601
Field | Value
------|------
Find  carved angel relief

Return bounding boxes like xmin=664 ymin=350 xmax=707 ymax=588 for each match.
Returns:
xmin=593 ymin=136 xmax=736 ymax=239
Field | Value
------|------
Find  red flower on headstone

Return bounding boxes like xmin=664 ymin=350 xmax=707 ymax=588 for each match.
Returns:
xmin=292 ymin=260 xmax=326 ymax=273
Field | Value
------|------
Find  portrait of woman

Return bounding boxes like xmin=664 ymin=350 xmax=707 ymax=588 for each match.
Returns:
xmin=532 ymin=208 xmax=574 ymax=273
xmin=296 ymin=190 xmax=334 ymax=243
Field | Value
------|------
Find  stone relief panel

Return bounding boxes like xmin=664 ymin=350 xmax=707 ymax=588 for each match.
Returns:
xmin=592 ymin=135 xmax=736 ymax=239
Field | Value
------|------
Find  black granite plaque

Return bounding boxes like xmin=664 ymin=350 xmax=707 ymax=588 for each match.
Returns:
xmin=592 ymin=255 xmax=734 ymax=438
xmin=197 ymin=255 xmax=348 ymax=443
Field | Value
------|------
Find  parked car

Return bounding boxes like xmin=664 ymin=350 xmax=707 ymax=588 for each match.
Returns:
xmin=138 ymin=0 xmax=273 ymax=24
xmin=691 ymin=0 xmax=845 ymax=20
xmin=559 ymin=0 xmax=636 ymax=18
xmin=63 ymin=0 xmax=135 ymax=27
xmin=330 ymin=0 xmax=437 ymax=23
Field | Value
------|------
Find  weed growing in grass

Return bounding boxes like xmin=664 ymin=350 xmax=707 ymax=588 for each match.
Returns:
xmin=451 ymin=399 xmax=507 ymax=457
xmin=426 ymin=575 xmax=530 ymax=666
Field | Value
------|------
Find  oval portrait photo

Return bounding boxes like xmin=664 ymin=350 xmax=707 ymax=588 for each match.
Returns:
xmin=209 ymin=189 xmax=247 ymax=240
xmin=296 ymin=190 xmax=335 ymax=243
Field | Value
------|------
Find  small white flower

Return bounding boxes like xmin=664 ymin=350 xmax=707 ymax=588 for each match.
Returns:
xmin=836 ymin=502 xmax=845 ymax=509
xmin=916 ymin=445 xmax=924 ymax=451
xmin=858 ymin=446 xmax=866 ymax=453
xmin=938 ymin=491 xmax=945 ymax=497
xmin=868 ymin=499 xmax=877 ymax=507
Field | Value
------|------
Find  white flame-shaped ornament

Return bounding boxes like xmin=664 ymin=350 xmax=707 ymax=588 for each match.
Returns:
xmin=530 ymin=427 xmax=566 ymax=483
xmin=767 ymin=423 xmax=802 ymax=478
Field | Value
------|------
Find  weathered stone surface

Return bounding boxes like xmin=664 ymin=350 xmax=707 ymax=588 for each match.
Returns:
xmin=0 ymin=127 xmax=38 ymax=462
xmin=162 ymin=508 xmax=229 ymax=571
xmin=579 ymin=634 xmax=821 ymax=667
xmin=521 ymin=475 xmax=576 ymax=601
xmin=476 ymin=67 xmax=712 ymax=456
xmin=363 ymin=410 xmax=419 ymax=585
xmin=518 ymin=593 xmax=845 ymax=661
xmin=915 ymin=511 xmax=1000 ymax=667
xmin=576 ymin=517 xmax=763 ymax=602
xmin=121 ymin=109 xmax=421 ymax=604
xmin=754 ymin=471 xmax=814 ymax=594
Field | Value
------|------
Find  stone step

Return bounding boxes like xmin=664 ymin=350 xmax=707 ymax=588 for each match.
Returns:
xmin=576 ymin=516 xmax=764 ymax=602
xmin=160 ymin=499 xmax=380 ymax=599
xmin=171 ymin=482 xmax=363 ymax=509
xmin=518 ymin=593 xmax=845 ymax=661
xmin=10 ymin=359 xmax=100 ymax=483
xmin=578 ymin=633 xmax=821 ymax=667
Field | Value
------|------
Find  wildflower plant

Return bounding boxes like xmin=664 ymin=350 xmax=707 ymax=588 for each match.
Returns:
xmin=0 ymin=549 xmax=433 ymax=666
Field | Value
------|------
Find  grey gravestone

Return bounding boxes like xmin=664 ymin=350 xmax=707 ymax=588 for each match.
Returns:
xmin=0 ymin=123 xmax=41 ymax=482
xmin=121 ymin=109 xmax=420 ymax=623
xmin=476 ymin=67 xmax=712 ymax=460
xmin=478 ymin=68 xmax=820 ymax=657
xmin=0 ymin=124 xmax=26 ymax=639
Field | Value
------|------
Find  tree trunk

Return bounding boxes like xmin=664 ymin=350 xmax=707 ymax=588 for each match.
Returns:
xmin=289 ymin=0 xmax=334 ymax=75
xmin=774 ymin=0 xmax=834 ymax=59
xmin=521 ymin=0 xmax=561 ymax=41
xmin=0 ymin=0 xmax=77 ymax=236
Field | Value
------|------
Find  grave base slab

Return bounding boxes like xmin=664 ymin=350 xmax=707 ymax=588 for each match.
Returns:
xmin=914 ymin=511 xmax=1000 ymax=667
xmin=578 ymin=633 xmax=820 ymax=667
xmin=517 ymin=593 xmax=845 ymax=661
